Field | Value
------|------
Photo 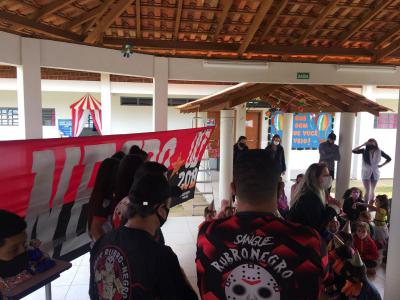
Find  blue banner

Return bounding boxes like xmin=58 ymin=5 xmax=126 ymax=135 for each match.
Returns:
xmin=269 ymin=112 xmax=334 ymax=149
xmin=58 ymin=119 xmax=73 ymax=137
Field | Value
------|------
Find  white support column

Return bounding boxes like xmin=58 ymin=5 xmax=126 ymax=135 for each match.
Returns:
xmin=352 ymin=85 xmax=377 ymax=179
xmin=281 ymin=113 xmax=293 ymax=180
xmin=153 ymin=57 xmax=168 ymax=131
xmin=16 ymin=38 xmax=42 ymax=139
xmin=100 ymin=73 xmax=112 ymax=135
xmin=218 ymin=110 xmax=235 ymax=209
xmin=384 ymin=91 xmax=400 ymax=300
xmin=335 ymin=113 xmax=356 ymax=201
xmin=235 ymin=104 xmax=246 ymax=141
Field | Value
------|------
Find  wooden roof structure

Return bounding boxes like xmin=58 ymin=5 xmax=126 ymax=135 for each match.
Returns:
xmin=177 ymin=83 xmax=391 ymax=115
xmin=2 ymin=1 xmax=400 ymax=64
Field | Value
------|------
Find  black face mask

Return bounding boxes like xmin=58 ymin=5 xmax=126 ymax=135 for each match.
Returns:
xmin=238 ymin=142 xmax=246 ymax=148
xmin=156 ymin=206 xmax=170 ymax=228
xmin=0 ymin=251 xmax=29 ymax=278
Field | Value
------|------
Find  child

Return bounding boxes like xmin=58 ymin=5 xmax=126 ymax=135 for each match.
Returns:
xmin=340 ymin=251 xmax=382 ymax=300
xmin=324 ymin=216 xmax=340 ymax=245
xmin=353 ymin=222 xmax=379 ymax=275
xmin=343 ymin=187 xmax=366 ymax=222
xmin=356 ymin=195 xmax=389 ymax=245
xmin=290 ymin=173 xmax=303 ymax=205
xmin=358 ymin=211 xmax=375 ymax=240
xmin=277 ymin=181 xmax=289 ymax=218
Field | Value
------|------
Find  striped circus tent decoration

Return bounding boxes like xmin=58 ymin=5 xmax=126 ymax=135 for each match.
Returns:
xmin=70 ymin=93 xmax=102 ymax=137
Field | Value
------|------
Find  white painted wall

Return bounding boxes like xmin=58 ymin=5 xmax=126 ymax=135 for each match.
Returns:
xmin=0 ymin=90 xmax=196 ymax=140
xmin=0 ymin=83 xmax=397 ymax=179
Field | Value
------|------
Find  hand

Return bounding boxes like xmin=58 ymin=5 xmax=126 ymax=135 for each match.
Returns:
xmin=378 ymin=164 xmax=383 ymax=168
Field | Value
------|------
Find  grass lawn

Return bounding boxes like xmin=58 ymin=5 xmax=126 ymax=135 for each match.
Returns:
xmin=331 ymin=179 xmax=393 ymax=198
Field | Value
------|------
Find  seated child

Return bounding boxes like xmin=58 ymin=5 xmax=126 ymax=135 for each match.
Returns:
xmin=340 ymin=251 xmax=382 ymax=300
xmin=277 ymin=181 xmax=289 ymax=218
xmin=343 ymin=187 xmax=366 ymax=222
xmin=356 ymin=195 xmax=389 ymax=246
xmin=358 ymin=211 xmax=375 ymax=240
xmin=323 ymin=216 xmax=340 ymax=245
xmin=353 ymin=222 xmax=379 ymax=275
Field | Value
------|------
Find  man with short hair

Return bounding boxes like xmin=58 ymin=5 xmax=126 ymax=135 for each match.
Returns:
xmin=0 ymin=210 xmax=28 ymax=279
xmin=319 ymin=132 xmax=340 ymax=179
xmin=90 ymin=162 xmax=197 ymax=300
xmin=196 ymin=150 xmax=327 ymax=300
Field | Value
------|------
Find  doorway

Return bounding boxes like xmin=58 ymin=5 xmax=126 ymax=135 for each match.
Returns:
xmin=246 ymin=111 xmax=261 ymax=149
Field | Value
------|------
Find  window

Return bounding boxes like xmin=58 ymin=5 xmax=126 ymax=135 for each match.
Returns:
xmin=120 ymin=97 xmax=195 ymax=106
xmin=42 ymin=108 xmax=55 ymax=126
xmin=0 ymin=108 xmax=18 ymax=126
xmin=374 ymin=113 xmax=398 ymax=129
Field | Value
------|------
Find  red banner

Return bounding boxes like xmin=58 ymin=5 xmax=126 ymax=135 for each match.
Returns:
xmin=0 ymin=127 xmax=213 ymax=260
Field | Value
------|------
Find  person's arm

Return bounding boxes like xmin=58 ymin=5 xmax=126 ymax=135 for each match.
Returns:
xmin=379 ymin=151 xmax=392 ymax=168
xmin=356 ymin=202 xmax=377 ymax=211
xmin=90 ymin=217 xmax=107 ymax=241
xmin=159 ymin=248 xmax=198 ymax=300
xmin=352 ymin=141 xmax=367 ymax=153
xmin=281 ymin=147 xmax=286 ymax=173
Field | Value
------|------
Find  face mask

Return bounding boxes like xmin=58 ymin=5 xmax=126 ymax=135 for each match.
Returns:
xmin=0 ymin=251 xmax=29 ymax=278
xmin=156 ymin=205 xmax=170 ymax=228
xmin=322 ymin=176 xmax=332 ymax=190
xmin=273 ymin=141 xmax=280 ymax=146
xmin=238 ymin=142 xmax=246 ymax=148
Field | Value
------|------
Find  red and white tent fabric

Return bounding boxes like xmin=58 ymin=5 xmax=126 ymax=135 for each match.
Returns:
xmin=70 ymin=93 xmax=102 ymax=137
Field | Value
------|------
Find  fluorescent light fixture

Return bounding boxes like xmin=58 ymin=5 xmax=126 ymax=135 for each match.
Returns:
xmin=336 ymin=64 xmax=398 ymax=73
xmin=203 ymin=60 xmax=269 ymax=70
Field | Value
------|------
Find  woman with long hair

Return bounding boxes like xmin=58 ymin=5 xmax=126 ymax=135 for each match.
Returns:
xmin=233 ymin=136 xmax=248 ymax=162
xmin=265 ymin=134 xmax=286 ymax=176
xmin=288 ymin=163 xmax=338 ymax=234
xmin=87 ymin=158 xmax=120 ymax=241
xmin=352 ymin=139 xmax=391 ymax=202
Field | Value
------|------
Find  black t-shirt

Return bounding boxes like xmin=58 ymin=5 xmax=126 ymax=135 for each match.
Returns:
xmin=89 ymin=227 xmax=198 ymax=300
xmin=196 ymin=212 xmax=327 ymax=300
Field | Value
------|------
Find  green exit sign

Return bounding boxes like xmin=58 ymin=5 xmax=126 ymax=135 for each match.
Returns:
xmin=297 ymin=72 xmax=310 ymax=80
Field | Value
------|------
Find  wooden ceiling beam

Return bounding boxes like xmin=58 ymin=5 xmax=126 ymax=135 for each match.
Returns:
xmin=173 ymin=0 xmax=183 ymax=40
xmin=229 ymin=85 xmax=282 ymax=107
xmin=336 ymin=0 xmax=392 ymax=46
xmin=374 ymin=26 xmax=400 ymax=49
xmin=296 ymin=0 xmax=341 ymax=44
xmin=291 ymin=85 xmax=348 ymax=111
xmin=31 ymin=0 xmax=77 ymax=21
xmin=64 ymin=6 xmax=103 ymax=30
xmin=238 ymin=0 xmax=273 ymax=56
xmin=136 ymin=0 xmax=141 ymax=39
xmin=258 ymin=0 xmax=288 ymax=44
xmin=213 ymin=0 xmax=234 ymax=42
xmin=81 ymin=0 xmax=113 ymax=35
xmin=0 ymin=10 xmax=80 ymax=41
xmin=374 ymin=38 xmax=400 ymax=62
xmin=84 ymin=0 xmax=133 ymax=43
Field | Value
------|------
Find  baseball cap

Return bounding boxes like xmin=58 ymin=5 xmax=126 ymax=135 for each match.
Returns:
xmin=129 ymin=162 xmax=182 ymax=207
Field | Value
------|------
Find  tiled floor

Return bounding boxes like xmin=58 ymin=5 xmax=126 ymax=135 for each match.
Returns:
xmin=22 ymin=216 xmax=385 ymax=300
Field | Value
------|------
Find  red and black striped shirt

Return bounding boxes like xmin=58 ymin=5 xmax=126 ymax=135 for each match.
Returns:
xmin=196 ymin=212 xmax=327 ymax=300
